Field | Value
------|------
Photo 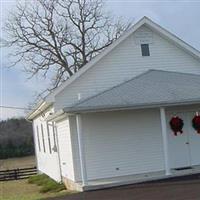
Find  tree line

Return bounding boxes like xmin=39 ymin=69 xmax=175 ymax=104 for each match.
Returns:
xmin=0 ymin=118 xmax=34 ymax=159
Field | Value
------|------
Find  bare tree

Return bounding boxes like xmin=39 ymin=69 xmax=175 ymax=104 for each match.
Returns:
xmin=4 ymin=0 xmax=132 ymax=94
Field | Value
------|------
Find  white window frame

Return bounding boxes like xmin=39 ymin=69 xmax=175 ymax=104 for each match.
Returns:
xmin=41 ymin=123 xmax=46 ymax=153
xmin=36 ymin=125 xmax=41 ymax=152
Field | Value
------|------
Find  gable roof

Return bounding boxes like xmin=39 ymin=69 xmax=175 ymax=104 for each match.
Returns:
xmin=46 ymin=16 xmax=200 ymax=102
xmin=64 ymin=70 xmax=200 ymax=113
xmin=27 ymin=16 xmax=200 ymax=120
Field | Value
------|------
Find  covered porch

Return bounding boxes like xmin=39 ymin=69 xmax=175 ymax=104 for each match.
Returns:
xmin=69 ymin=104 xmax=200 ymax=191
xmin=60 ymin=70 xmax=200 ymax=191
xmin=71 ymin=103 xmax=200 ymax=191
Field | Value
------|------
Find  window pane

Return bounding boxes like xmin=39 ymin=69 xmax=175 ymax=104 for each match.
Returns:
xmin=141 ymin=44 xmax=150 ymax=56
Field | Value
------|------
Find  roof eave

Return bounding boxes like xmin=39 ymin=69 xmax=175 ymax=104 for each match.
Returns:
xmin=26 ymin=101 xmax=53 ymax=121
xmin=64 ymin=100 xmax=200 ymax=114
xmin=144 ymin=18 xmax=200 ymax=61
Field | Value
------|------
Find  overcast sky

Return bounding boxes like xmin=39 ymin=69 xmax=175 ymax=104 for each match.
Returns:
xmin=0 ymin=0 xmax=200 ymax=120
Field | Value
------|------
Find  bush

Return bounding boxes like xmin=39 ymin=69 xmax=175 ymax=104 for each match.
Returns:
xmin=28 ymin=174 xmax=66 ymax=193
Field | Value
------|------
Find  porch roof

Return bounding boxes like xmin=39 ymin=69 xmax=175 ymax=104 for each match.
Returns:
xmin=64 ymin=70 xmax=200 ymax=113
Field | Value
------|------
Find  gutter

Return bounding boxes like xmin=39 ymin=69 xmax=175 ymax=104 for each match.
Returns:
xmin=63 ymin=100 xmax=200 ymax=114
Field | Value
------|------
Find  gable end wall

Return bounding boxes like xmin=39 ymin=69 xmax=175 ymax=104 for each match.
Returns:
xmin=54 ymin=25 xmax=200 ymax=111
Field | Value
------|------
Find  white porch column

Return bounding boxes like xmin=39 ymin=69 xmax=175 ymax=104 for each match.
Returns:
xmin=76 ymin=114 xmax=88 ymax=186
xmin=160 ymin=107 xmax=171 ymax=176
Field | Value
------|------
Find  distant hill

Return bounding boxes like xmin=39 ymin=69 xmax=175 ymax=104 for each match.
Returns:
xmin=0 ymin=118 xmax=34 ymax=159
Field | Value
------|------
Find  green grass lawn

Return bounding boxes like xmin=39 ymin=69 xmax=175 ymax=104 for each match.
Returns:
xmin=0 ymin=176 xmax=75 ymax=200
xmin=0 ymin=157 xmax=77 ymax=200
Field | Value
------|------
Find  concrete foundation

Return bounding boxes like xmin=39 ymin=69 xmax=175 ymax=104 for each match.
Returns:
xmin=63 ymin=165 xmax=200 ymax=191
xmin=62 ymin=177 xmax=83 ymax=192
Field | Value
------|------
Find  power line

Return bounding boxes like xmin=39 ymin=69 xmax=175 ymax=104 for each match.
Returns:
xmin=0 ymin=105 xmax=47 ymax=118
xmin=0 ymin=105 xmax=33 ymax=111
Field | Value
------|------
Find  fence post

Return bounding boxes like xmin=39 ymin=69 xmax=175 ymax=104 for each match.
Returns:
xmin=14 ymin=169 xmax=17 ymax=180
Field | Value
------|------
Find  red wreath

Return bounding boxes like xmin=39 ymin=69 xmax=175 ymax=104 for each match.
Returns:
xmin=192 ymin=115 xmax=200 ymax=134
xmin=169 ymin=116 xmax=184 ymax=136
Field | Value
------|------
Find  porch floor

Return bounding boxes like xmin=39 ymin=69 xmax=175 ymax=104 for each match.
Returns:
xmin=82 ymin=165 xmax=200 ymax=191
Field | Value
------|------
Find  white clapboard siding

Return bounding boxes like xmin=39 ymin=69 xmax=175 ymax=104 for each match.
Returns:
xmin=55 ymin=25 xmax=200 ymax=111
xmin=33 ymin=108 xmax=61 ymax=182
xmin=71 ymin=109 xmax=165 ymax=181
xmin=56 ymin=118 xmax=75 ymax=181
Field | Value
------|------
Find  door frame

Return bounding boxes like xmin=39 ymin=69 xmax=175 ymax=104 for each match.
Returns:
xmin=167 ymin=112 xmax=192 ymax=169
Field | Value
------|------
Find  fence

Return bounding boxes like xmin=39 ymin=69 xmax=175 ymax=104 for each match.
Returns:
xmin=0 ymin=166 xmax=37 ymax=181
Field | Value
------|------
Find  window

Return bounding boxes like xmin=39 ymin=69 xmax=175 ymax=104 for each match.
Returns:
xmin=52 ymin=122 xmax=58 ymax=152
xmin=141 ymin=44 xmax=150 ymax=56
xmin=41 ymin=124 xmax=46 ymax=153
xmin=46 ymin=122 xmax=52 ymax=154
xmin=36 ymin=125 xmax=41 ymax=152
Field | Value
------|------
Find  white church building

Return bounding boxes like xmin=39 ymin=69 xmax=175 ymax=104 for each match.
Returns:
xmin=27 ymin=17 xmax=200 ymax=191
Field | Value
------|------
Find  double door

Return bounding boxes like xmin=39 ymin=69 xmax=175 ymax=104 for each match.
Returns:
xmin=167 ymin=112 xmax=200 ymax=169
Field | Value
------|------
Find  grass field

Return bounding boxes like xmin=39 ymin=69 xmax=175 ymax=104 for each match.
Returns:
xmin=0 ymin=179 xmax=72 ymax=200
xmin=0 ymin=156 xmax=75 ymax=199
xmin=0 ymin=156 xmax=36 ymax=170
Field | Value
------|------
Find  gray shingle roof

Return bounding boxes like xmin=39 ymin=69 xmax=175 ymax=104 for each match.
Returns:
xmin=64 ymin=70 xmax=200 ymax=113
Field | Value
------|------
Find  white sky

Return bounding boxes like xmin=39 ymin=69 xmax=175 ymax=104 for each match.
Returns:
xmin=0 ymin=0 xmax=200 ymax=120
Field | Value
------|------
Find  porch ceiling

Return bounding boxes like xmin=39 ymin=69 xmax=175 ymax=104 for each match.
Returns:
xmin=64 ymin=70 xmax=200 ymax=113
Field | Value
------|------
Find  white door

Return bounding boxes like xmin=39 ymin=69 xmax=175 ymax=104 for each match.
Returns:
xmin=167 ymin=113 xmax=191 ymax=169
xmin=187 ymin=112 xmax=200 ymax=166
xmin=56 ymin=120 xmax=69 ymax=178
xmin=56 ymin=118 xmax=75 ymax=180
xmin=168 ymin=111 xmax=200 ymax=169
